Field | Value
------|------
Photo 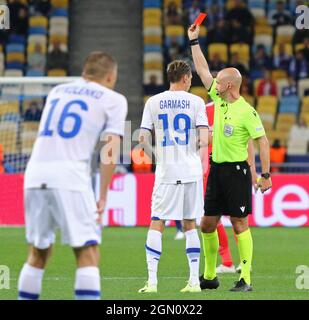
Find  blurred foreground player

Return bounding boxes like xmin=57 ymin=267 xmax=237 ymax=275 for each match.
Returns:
xmin=138 ymin=60 xmax=209 ymax=293
xmin=18 ymin=52 xmax=128 ymax=300
xmin=189 ymin=25 xmax=272 ymax=292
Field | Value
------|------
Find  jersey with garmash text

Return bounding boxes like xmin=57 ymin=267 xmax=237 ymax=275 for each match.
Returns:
xmin=141 ymin=90 xmax=208 ymax=183
xmin=24 ymin=79 xmax=128 ymax=191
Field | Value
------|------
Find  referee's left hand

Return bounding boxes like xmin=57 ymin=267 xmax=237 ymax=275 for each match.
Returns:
xmin=258 ymin=177 xmax=272 ymax=193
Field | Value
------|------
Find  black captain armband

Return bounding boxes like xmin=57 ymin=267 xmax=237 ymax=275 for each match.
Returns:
xmin=190 ymin=39 xmax=199 ymax=46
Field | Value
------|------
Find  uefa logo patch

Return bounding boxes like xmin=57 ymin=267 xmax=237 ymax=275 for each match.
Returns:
xmin=223 ymin=124 xmax=234 ymax=137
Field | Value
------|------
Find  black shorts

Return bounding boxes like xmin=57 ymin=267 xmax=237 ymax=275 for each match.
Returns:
xmin=204 ymin=161 xmax=252 ymax=218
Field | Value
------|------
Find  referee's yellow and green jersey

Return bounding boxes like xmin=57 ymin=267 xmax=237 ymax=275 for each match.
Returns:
xmin=208 ymin=79 xmax=266 ymax=163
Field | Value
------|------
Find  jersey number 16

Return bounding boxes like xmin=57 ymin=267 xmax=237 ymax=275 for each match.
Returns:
xmin=40 ymin=99 xmax=88 ymax=139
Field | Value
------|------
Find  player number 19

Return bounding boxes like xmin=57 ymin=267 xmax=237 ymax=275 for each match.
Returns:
xmin=158 ymin=113 xmax=191 ymax=147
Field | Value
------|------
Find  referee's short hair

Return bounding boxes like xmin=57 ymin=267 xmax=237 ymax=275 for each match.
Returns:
xmin=82 ymin=51 xmax=117 ymax=80
xmin=167 ymin=60 xmax=192 ymax=83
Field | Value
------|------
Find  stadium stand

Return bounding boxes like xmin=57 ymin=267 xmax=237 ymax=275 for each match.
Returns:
xmin=0 ymin=0 xmax=308 ymax=174
xmin=142 ymin=0 xmax=309 ymax=162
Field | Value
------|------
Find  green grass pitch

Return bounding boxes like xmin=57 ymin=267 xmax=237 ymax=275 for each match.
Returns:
xmin=0 ymin=227 xmax=308 ymax=300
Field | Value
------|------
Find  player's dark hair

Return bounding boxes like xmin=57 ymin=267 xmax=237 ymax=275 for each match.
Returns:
xmin=82 ymin=51 xmax=117 ymax=80
xmin=167 ymin=60 xmax=192 ymax=83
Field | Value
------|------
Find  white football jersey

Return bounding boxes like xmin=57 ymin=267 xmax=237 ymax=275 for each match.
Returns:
xmin=141 ymin=90 xmax=208 ymax=183
xmin=24 ymin=79 xmax=128 ymax=191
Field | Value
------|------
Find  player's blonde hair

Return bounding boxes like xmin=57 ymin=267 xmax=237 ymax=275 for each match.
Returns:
xmin=167 ymin=60 xmax=191 ymax=83
xmin=82 ymin=51 xmax=117 ymax=80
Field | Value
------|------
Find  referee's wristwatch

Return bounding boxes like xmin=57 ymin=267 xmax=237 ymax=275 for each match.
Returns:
xmin=261 ymin=172 xmax=271 ymax=179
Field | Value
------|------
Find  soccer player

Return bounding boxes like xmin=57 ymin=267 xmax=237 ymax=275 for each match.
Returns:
xmin=18 ymin=52 xmax=128 ymax=300
xmin=138 ymin=60 xmax=209 ymax=293
xmin=188 ymin=25 xmax=272 ymax=292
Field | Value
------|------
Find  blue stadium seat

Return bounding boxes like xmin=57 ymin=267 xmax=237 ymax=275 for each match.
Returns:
xmin=50 ymin=8 xmax=68 ymax=17
xmin=26 ymin=70 xmax=45 ymax=77
xmin=250 ymin=69 xmax=264 ymax=80
xmin=28 ymin=27 xmax=47 ymax=35
xmin=6 ymin=44 xmax=25 ymax=53
xmin=9 ymin=34 xmax=26 ymax=44
xmin=6 ymin=62 xmax=24 ymax=70
xmin=279 ymin=96 xmax=300 ymax=113
xmin=1 ymin=113 xmax=21 ymax=122
xmin=248 ymin=0 xmax=265 ymax=9
xmin=144 ymin=44 xmax=162 ymax=53
xmin=144 ymin=0 xmax=161 ymax=8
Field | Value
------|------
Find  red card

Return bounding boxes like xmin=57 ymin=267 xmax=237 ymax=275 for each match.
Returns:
xmin=194 ymin=13 xmax=207 ymax=26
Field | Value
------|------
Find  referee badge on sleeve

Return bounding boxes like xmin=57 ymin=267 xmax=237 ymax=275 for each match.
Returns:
xmin=223 ymin=124 xmax=234 ymax=137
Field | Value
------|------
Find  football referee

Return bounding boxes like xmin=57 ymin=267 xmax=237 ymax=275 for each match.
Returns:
xmin=188 ymin=25 xmax=272 ymax=292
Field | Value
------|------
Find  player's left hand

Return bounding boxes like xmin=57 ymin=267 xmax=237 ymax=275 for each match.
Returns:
xmin=96 ymin=198 xmax=106 ymax=223
xmin=258 ymin=177 xmax=272 ymax=193
xmin=97 ymin=198 xmax=106 ymax=213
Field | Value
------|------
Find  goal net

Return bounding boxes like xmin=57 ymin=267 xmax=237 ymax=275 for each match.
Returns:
xmin=0 ymin=77 xmax=79 ymax=173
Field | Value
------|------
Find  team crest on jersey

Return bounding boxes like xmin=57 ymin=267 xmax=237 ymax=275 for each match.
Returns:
xmin=223 ymin=124 xmax=234 ymax=137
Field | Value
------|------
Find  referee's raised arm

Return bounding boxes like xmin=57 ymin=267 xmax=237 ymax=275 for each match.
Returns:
xmin=188 ymin=25 xmax=213 ymax=90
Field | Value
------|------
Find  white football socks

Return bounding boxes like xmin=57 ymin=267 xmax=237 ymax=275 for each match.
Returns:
xmin=18 ymin=263 xmax=44 ymax=300
xmin=185 ymin=229 xmax=201 ymax=286
xmin=145 ymin=229 xmax=162 ymax=286
xmin=75 ymin=267 xmax=101 ymax=300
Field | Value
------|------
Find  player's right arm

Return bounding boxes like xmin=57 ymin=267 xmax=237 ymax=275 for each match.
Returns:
xmin=188 ymin=25 xmax=214 ymax=90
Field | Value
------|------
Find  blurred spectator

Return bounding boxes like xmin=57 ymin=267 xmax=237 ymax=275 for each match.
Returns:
xmin=240 ymin=75 xmax=253 ymax=96
xmin=209 ymin=53 xmax=226 ymax=73
xmin=273 ymin=43 xmax=292 ymax=73
xmin=300 ymin=37 xmax=309 ymax=65
xmin=28 ymin=43 xmax=46 ymax=73
xmin=164 ymin=1 xmax=182 ymax=25
xmin=167 ymin=43 xmax=181 ymax=64
xmin=8 ymin=0 xmax=28 ymax=32
xmin=225 ymin=0 xmax=254 ymax=28
xmin=270 ymin=139 xmax=286 ymax=173
xmin=24 ymin=101 xmax=42 ymax=121
xmin=228 ymin=52 xmax=248 ymax=76
xmin=251 ymin=45 xmax=273 ymax=71
xmin=257 ymin=69 xmax=278 ymax=96
xmin=205 ymin=3 xmax=224 ymax=31
xmin=207 ymin=18 xmax=229 ymax=44
xmin=228 ymin=19 xmax=251 ymax=44
xmin=282 ymin=76 xmax=297 ymax=96
xmin=289 ymin=50 xmax=308 ymax=81
xmin=47 ymin=41 xmax=68 ymax=71
xmin=15 ymin=7 xmax=29 ymax=36
xmin=144 ymin=75 xmax=165 ymax=96
xmin=268 ymin=0 xmax=293 ymax=27
xmin=29 ymin=0 xmax=51 ymax=16
xmin=131 ymin=147 xmax=152 ymax=173
xmin=293 ymin=28 xmax=309 ymax=45
xmin=187 ymin=0 xmax=203 ymax=25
